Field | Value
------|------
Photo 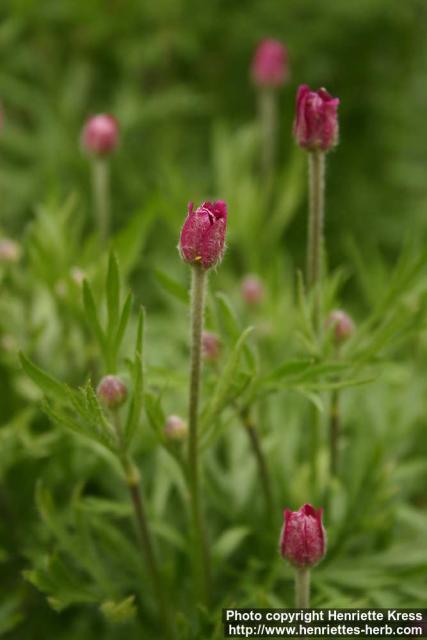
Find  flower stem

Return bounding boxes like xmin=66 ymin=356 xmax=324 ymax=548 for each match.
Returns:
xmin=258 ymin=87 xmax=278 ymax=180
xmin=92 ymin=157 xmax=110 ymax=245
xmin=295 ymin=567 xmax=310 ymax=608
xmin=240 ymin=409 xmax=274 ymax=522
xmin=112 ymin=415 xmax=174 ymax=638
xmin=306 ymin=150 xmax=325 ymax=331
xmin=188 ymin=264 xmax=211 ymax=605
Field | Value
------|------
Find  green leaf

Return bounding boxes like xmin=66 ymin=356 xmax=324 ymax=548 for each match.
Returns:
xmin=106 ymin=252 xmax=120 ymax=338
xmin=124 ymin=307 xmax=145 ymax=445
xmin=19 ymin=353 xmax=71 ymax=403
xmin=114 ymin=291 xmax=133 ymax=356
xmin=154 ymin=269 xmax=188 ymax=304
xmin=0 ymin=595 xmax=23 ymax=635
xmin=216 ymin=292 xmax=241 ymax=342
xmin=201 ymin=326 xmax=254 ymax=433
xmin=216 ymin=293 xmax=256 ymax=369
xmin=83 ymin=280 xmax=107 ymax=356
xmin=211 ymin=526 xmax=250 ymax=561
xmin=100 ymin=595 xmax=137 ymax=624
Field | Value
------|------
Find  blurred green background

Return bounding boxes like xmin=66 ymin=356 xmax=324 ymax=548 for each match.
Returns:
xmin=1 ymin=0 xmax=427 ymax=262
xmin=1 ymin=1 xmax=427 ymax=638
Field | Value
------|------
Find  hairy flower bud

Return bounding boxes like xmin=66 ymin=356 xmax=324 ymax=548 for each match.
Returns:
xmin=293 ymin=85 xmax=339 ymax=152
xmin=164 ymin=415 xmax=188 ymax=441
xmin=241 ymin=274 xmax=265 ymax=305
xmin=96 ymin=375 xmax=127 ymax=409
xmin=326 ymin=309 xmax=355 ymax=344
xmin=0 ymin=238 xmax=21 ymax=264
xmin=179 ymin=200 xmax=227 ymax=269
xmin=251 ymin=39 xmax=288 ymax=88
xmin=81 ymin=114 xmax=119 ymax=156
xmin=280 ymin=504 xmax=326 ymax=568
xmin=202 ymin=331 xmax=221 ymax=361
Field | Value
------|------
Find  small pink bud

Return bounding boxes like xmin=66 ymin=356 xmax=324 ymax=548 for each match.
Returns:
xmin=70 ymin=266 xmax=85 ymax=286
xmin=293 ymin=84 xmax=339 ymax=152
xmin=280 ymin=504 xmax=326 ymax=568
xmin=81 ymin=114 xmax=119 ymax=156
xmin=179 ymin=200 xmax=227 ymax=270
xmin=0 ymin=238 xmax=21 ymax=264
xmin=251 ymin=39 xmax=288 ymax=88
xmin=202 ymin=331 xmax=221 ymax=361
xmin=96 ymin=375 xmax=127 ymax=409
xmin=164 ymin=415 xmax=188 ymax=441
xmin=241 ymin=274 xmax=265 ymax=305
xmin=326 ymin=309 xmax=355 ymax=344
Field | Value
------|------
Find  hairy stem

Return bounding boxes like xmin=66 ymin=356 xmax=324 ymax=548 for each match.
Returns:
xmin=187 ymin=265 xmax=211 ymax=605
xmin=92 ymin=157 xmax=110 ymax=245
xmin=112 ymin=415 xmax=173 ymax=638
xmin=295 ymin=567 xmax=310 ymax=608
xmin=259 ymin=87 xmax=278 ymax=180
xmin=307 ymin=150 xmax=326 ymax=331
xmin=306 ymin=151 xmax=326 ymax=490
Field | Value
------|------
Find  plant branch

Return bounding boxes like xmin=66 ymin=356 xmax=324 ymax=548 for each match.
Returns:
xmin=112 ymin=413 xmax=174 ymax=638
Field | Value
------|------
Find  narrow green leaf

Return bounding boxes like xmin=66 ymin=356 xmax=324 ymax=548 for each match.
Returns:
xmin=114 ymin=291 xmax=133 ymax=355
xmin=124 ymin=307 xmax=145 ymax=445
xmin=20 ymin=353 xmax=70 ymax=403
xmin=154 ymin=269 xmax=188 ymax=304
xmin=83 ymin=280 xmax=106 ymax=354
xmin=106 ymin=252 xmax=120 ymax=337
xmin=201 ymin=326 xmax=254 ymax=430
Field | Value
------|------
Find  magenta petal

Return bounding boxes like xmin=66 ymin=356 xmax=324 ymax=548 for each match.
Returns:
xmin=280 ymin=503 xmax=326 ymax=568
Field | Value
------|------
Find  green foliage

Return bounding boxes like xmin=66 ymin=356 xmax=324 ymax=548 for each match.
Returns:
xmin=0 ymin=1 xmax=426 ymax=638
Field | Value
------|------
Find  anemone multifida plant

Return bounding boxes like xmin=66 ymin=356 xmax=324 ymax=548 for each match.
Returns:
xmin=7 ymin=69 xmax=427 ymax=640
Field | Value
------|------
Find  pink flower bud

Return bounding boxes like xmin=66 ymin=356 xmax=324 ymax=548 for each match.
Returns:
xmin=280 ymin=504 xmax=326 ymax=568
xmin=0 ymin=238 xmax=21 ymax=264
xmin=326 ymin=309 xmax=355 ymax=344
xmin=96 ymin=375 xmax=127 ymax=409
xmin=202 ymin=331 xmax=221 ymax=361
xmin=81 ymin=114 xmax=119 ymax=156
xmin=179 ymin=200 xmax=227 ymax=270
xmin=70 ymin=266 xmax=85 ymax=286
xmin=293 ymin=85 xmax=339 ymax=152
xmin=241 ymin=274 xmax=265 ymax=305
xmin=164 ymin=415 xmax=188 ymax=441
xmin=251 ymin=39 xmax=288 ymax=88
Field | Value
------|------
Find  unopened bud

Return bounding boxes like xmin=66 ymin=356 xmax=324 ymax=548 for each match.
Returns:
xmin=179 ymin=200 xmax=227 ymax=270
xmin=280 ymin=504 xmax=326 ymax=568
xmin=81 ymin=114 xmax=119 ymax=156
xmin=241 ymin=274 xmax=265 ymax=305
xmin=325 ymin=309 xmax=355 ymax=344
xmin=70 ymin=266 xmax=85 ymax=286
xmin=0 ymin=238 xmax=21 ymax=264
xmin=164 ymin=415 xmax=188 ymax=441
xmin=202 ymin=331 xmax=221 ymax=361
xmin=251 ymin=39 xmax=289 ymax=88
xmin=294 ymin=84 xmax=339 ymax=152
xmin=96 ymin=375 xmax=128 ymax=409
